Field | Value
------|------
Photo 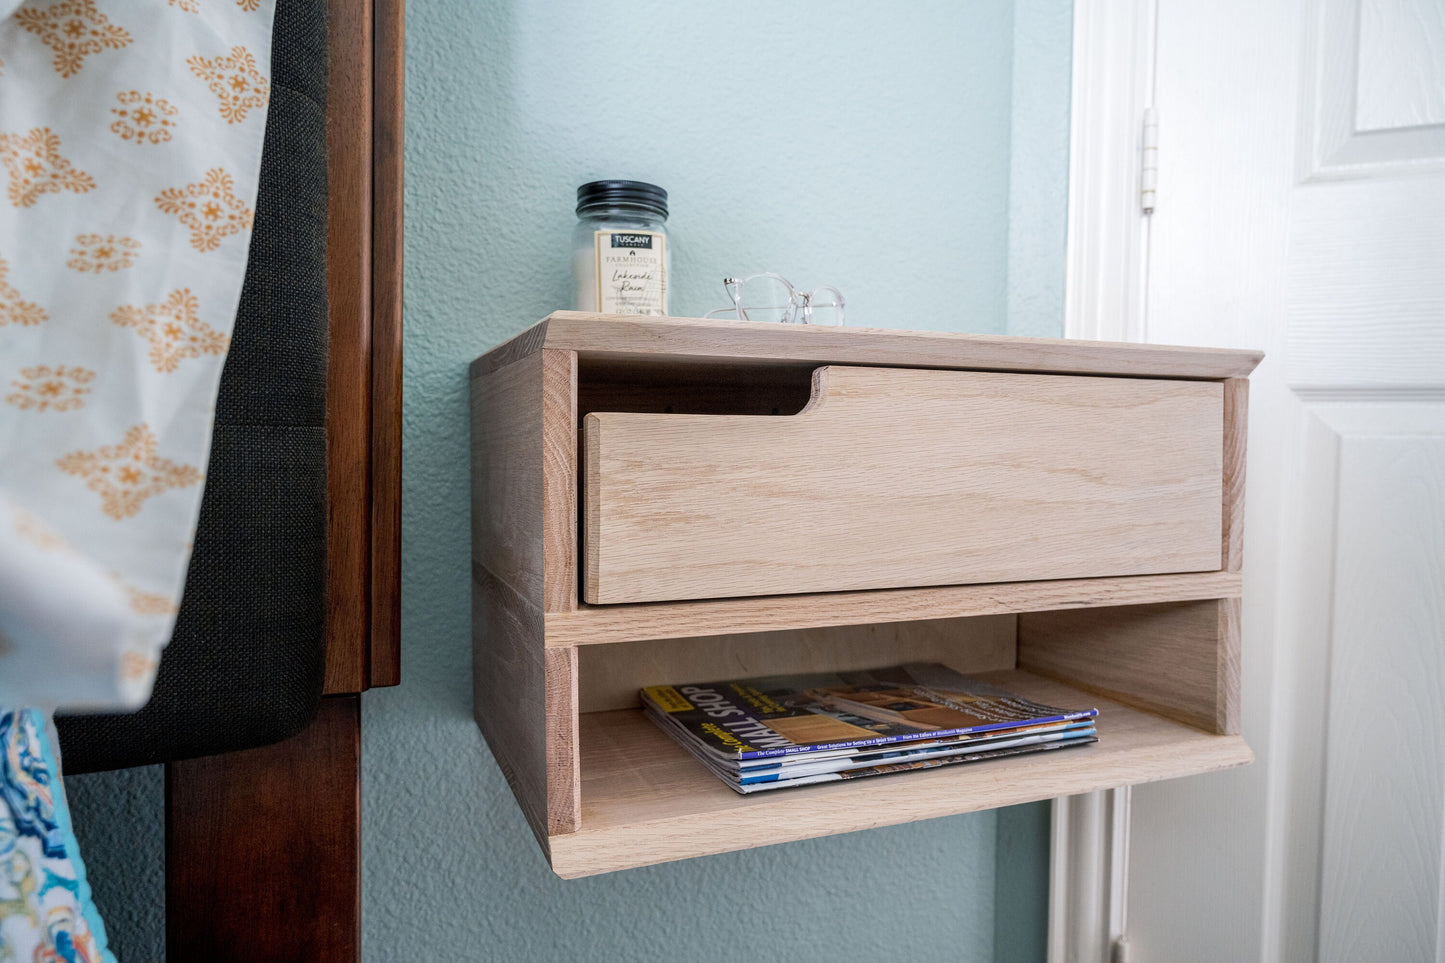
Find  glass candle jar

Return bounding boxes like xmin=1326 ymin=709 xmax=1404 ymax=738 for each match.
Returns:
xmin=573 ymin=180 xmax=669 ymax=315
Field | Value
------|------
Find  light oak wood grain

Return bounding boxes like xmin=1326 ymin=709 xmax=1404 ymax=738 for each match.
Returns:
xmin=545 ymin=645 xmax=580 ymax=834
xmin=575 ymin=615 xmax=1017 ymax=713
xmin=471 ymin=567 xmax=550 ymax=852
xmin=544 ymin=571 xmax=1242 ymax=646
xmin=1017 ymin=600 xmax=1239 ymax=734
xmin=470 ymin=320 xmax=551 ymax=378
xmin=472 ymin=352 xmax=543 ymax=602
xmin=471 ymin=350 xmax=553 ymax=850
xmin=1218 ymin=596 xmax=1241 ymax=735
xmin=585 ymin=366 xmax=1224 ymax=604
xmin=547 ymin=669 xmax=1253 ymax=877
xmin=542 ymin=349 xmax=578 ymax=612
xmin=515 ymin=313 xmax=1265 ymax=380
xmin=1222 ymin=377 xmax=1249 ymax=573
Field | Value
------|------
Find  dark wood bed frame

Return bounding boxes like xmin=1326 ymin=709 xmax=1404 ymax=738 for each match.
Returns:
xmin=165 ymin=2 xmax=404 ymax=957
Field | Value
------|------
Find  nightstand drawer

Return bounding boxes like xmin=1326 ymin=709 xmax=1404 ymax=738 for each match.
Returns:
xmin=582 ymin=365 xmax=1224 ymax=604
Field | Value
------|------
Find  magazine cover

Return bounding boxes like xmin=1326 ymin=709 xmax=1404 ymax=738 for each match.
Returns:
xmin=640 ymin=662 xmax=1098 ymax=761
xmin=651 ymin=703 xmax=1097 ymax=794
xmin=732 ymin=723 xmax=1099 ymax=780
xmin=649 ymin=703 xmax=1096 ymax=787
xmin=643 ymin=704 xmax=1095 ymax=775
xmin=732 ymin=733 xmax=1099 ymax=793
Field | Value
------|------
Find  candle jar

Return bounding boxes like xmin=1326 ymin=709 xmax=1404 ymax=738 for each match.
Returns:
xmin=573 ymin=180 xmax=669 ymax=315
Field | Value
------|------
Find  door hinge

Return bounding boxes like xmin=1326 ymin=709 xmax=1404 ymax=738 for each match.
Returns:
xmin=1112 ymin=936 xmax=1131 ymax=963
xmin=1141 ymin=107 xmax=1158 ymax=215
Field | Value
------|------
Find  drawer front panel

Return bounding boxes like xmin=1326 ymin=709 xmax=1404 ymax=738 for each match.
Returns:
xmin=583 ymin=366 xmax=1223 ymax=604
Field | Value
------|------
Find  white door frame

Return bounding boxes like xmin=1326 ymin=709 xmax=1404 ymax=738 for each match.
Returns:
xmin=1052 ymin=1 xmax=1158 ymax=959
xmin=1062 ymin=0 xmax=1157 ymax=349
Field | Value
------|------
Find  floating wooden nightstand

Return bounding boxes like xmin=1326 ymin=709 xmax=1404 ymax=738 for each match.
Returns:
xmin=470 ymin=313 xmax=1261 ymax=879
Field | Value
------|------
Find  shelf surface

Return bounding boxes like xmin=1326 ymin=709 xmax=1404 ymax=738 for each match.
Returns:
xmin=474 ymin=313 xmax=1264 ymax=381
xmin=543 ymin=571 xmax=1242 ymax=646
xmin=547 ymin=669 xmax=1252 ymax=878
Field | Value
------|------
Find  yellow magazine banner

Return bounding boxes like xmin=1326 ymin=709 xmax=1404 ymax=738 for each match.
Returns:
xmin=643 ymin=685 xmax=693 ymax=713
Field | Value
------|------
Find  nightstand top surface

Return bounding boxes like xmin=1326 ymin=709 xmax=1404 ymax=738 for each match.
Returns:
xmin=471 ymin=312 xmax=1263 ymax=380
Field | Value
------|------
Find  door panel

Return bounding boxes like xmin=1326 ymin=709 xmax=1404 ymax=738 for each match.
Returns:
xmin=1317 ymin=420 xmax=1445 ymax=961
xmin=1128 ymin=0 xmax=1445 ymax=960
xmin=1307 ymin=0 xmax=1445 ymax=173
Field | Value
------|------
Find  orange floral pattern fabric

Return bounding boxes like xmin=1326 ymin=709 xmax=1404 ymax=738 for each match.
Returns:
xmin=187 ymin=45 xmax=270 ymax=124
xmin=154 ymin=167 xmax=254 ymax=251
xmin=110 ymin=288 xmax=230 ymax=373
xmin=0 ymin=0 xmax=278 ymax=701
xmin=169 ymin=1 xmax=266 ymax=13
xmin=56 ymin=424 xmax=204 ymax=521
xmin=13 ymin=0 xmax=131 ymax=78
xmin=2 ymin=1 xmax=276 ymax=712
xmin=1 ymin=1 xmax=277 ymax=710
xmin=0 ymin=127 xmax=95 ymax=208
xmin=67 ymin=234 xmax=140 ymax=272
xmin=0 ymin=258 xmax=48 ymax=327
xmin=120 ymin=650 xmax=158 ymax=680
xmin=12 ymin=510 xmax=73 ymax=554
xmin=6 ymin=366 xmax=94 ymax=413
xmin=121 ymin=585 xmax=176 ymax=616
xmin=109 ymin=91 xmax=178 ymax=146
xmin=2 ymin=2 xmax=277 ymax=954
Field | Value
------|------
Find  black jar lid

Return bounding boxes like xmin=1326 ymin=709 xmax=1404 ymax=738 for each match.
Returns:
xmin=576 ymin=180 xmax=668 ymax=219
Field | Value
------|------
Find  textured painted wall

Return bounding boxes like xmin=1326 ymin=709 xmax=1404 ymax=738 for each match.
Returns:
xmin=366 ymin=2 xmax=1070 ymax=962
xmin=1008 ymin=0 xmax=1075 ymax=338
xmin=395 ymin=0 xmax=1018 ymax=334
xmin=64 ymin=2 xmax=1072 ymax=959
xmin=994 ymin=793 xmax=1056 ymax=961
xmin=65 ymin=765 xmax=164 ymax=963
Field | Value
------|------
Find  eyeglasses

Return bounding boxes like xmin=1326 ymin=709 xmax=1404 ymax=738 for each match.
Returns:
xmin=703 ymin=273 xmax=845 ymax=326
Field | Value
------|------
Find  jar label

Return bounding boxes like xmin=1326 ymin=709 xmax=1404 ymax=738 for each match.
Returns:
xmin=595 ymin=230 xmax=667 ymax=315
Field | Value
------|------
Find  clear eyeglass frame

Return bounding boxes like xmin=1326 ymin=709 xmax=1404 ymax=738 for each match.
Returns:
xmin=703 ymin=273 xmax=845 ymax=326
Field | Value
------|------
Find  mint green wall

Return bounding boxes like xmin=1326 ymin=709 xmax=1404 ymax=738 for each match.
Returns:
xmin=366 ymin=2 xmax=1070 ymax=961
xmin=64 ymin=3 xmax=1070 ymax=959
xmin=66 ymin=764 xmax=163 ymax=963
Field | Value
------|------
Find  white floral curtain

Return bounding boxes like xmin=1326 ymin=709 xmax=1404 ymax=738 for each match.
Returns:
xmin=0 ymin=2 xmax=277 ymax=959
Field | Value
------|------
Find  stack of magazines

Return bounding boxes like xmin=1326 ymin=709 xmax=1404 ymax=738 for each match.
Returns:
xmin=641 ymin=662 xmax=1098 ymax=794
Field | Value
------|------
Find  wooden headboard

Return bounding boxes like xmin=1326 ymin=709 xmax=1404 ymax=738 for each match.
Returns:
xmin=166 ymin=3 xmax=403 ymax=959
xmin=325 ymin=0 xmax=403 ymax=695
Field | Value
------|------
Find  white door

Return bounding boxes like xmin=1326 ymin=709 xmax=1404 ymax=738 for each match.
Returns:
xmin=1125 ymin=0 xmax=1445 ymax=960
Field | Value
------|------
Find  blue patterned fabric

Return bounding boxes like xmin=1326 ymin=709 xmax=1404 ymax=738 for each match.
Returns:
xmin=0 ymin=709 xmax=113 ymax=963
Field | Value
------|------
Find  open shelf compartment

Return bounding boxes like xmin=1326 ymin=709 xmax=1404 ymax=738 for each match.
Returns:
xmin=559 ymin=669 xmax=1249 ymax=879
xmin=541 ymin=597 xmax=1247 ymax=879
